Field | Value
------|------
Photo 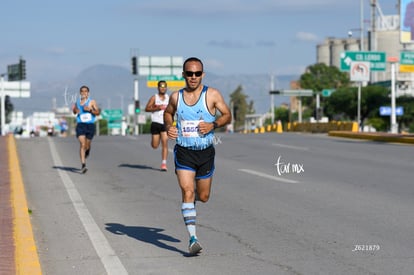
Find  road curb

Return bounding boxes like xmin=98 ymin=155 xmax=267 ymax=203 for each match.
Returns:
xmin=328 ymin=131 xmax=414 ymax=145
xmin=8 ymin=135 xmax=42 ymax=274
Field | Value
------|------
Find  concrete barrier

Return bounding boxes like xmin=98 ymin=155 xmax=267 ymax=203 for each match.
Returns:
xmin=287 ymin=121 xmax=357 ymax=133
xmin=328 ymin=131 xmax=414 ymax=145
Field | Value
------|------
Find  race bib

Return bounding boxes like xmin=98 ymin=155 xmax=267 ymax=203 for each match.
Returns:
xmin=181 ymin=120 xmax=202 ymax=137
xmin=80 ymin=113 xmax=92 ymax=122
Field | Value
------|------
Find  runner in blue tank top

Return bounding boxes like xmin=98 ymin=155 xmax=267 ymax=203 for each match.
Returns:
xmin=72 ymin=85 xmax=100 ymax=174
xmin=164 ymin=57 xmax=232 ymax=255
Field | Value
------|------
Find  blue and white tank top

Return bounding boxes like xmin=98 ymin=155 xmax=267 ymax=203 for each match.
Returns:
xmin=176 ymin=85 xmax=216 ymax=150
xmin=151 ymin=94 xmax=169 ymax=124
xmin=76 ymin=98 xmax=96 ymax=124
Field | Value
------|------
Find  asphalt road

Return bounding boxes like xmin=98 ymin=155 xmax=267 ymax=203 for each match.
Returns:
xmin=16 ymin=132 xmax=414 ymax=275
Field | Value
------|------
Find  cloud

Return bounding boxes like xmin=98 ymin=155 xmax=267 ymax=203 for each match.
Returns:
xmin=295 ymin=32 xmax=319 ymax=42
xmin=207 ymin=40 xmax=249 ymax=49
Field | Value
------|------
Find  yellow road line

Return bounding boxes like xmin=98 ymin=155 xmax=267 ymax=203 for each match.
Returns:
xmin=8 ymin=136 xmax=42 ymax=275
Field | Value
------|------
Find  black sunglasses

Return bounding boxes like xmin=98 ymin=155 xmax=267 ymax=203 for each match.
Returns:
xmin=184 ymin=71 xmax=203 ymax=77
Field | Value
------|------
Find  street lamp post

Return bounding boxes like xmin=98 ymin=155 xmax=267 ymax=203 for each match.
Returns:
xmin=360 ymin=0 xmax=364 ymax=52
xmin=134 ymin=78 xmax=139 ymax=135
xmin=388 ymin=56 xmax=399 ymax=134
xmin=357 ymin=0 xmax=364 ymax=131
xmin=131 ymin=49 xmax=139 ymax=136
xmin=347 ymin=28 xmax=364 ymax=130
xmin=348 ymin=0 xmax=365 ymax=131
xmin=346 ymin=2 xmax=366 ymax=131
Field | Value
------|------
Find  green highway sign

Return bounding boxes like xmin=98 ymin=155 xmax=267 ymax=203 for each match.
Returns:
xmin=400 ymin=52 xmax=414 ymax=72
xmin=400 ymin=52 xmax=414 ymax=64
xmin=147 ymin=75 xmax=186 ymax=88
xmin=147 ymin=75 xmax=184 ymax=81
xmin=101 ymin=109 xmax=123 ymax=120
xmin=108 ymin=122 xmax=122 ymax=129
xmin=340 ymin=51 xmax=386 ymax=71
xmin=101 ymin=109 xmax=123 ymax=129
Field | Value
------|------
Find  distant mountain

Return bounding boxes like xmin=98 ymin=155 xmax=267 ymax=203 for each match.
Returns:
xmin=10 ymin=65 xmax=299 ymax=116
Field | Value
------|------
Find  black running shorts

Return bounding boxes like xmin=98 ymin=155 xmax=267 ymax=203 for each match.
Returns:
xmin=76 ymin=123 xmax=95 ymax=140
xmin=150 ymin=122 xmax=166 ymax=135
xmin=174 ymin=144 xmax=215 ymax=179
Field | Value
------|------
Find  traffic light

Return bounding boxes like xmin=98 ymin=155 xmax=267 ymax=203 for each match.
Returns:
xmin=132 ymin=56 xmax=137 ymax=75
xmin=135 ymin=100 xmax=140 ymax=113
xmin=19 ymin=58 xmax=26 ymax=80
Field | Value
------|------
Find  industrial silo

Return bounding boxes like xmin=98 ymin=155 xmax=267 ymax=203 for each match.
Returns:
xmin=317 ymin=39 xmax=330 ymax=65
xmin=331 ymin=38 xmax=346 ymax=68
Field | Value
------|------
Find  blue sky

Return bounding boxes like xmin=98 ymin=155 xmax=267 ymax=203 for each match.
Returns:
xmin=1 ymin=0 xmax=397 ymax=83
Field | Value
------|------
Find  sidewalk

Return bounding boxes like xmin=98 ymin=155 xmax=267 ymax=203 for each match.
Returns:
xmin=0 ymin=135 xmax=42 ymax=275
xmin=0 ymin=136 xmax=15 ymax=274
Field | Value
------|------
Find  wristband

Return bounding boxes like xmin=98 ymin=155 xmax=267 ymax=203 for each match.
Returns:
xmin=213 ymin=121 xmax=218 ymax=129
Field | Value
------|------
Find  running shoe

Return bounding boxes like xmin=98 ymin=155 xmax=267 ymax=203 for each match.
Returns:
xmin=160 ymin=163 xmax=167 ymax=171
xmin=81 ymin=165 xmax=88 ymax=174
xmin=188 ymin=236 xmax=202 ymax=255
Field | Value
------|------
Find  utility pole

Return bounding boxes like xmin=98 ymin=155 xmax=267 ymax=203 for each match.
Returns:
xmin=131 ymin=49 xmax=139 ymax=135
xmin=389 ymin=56 xmax=398 ymax=134
xmin=370 ymin=0 xmax=377 ymax=83
xmin=357 ymin=0 xmax=364 ymax=131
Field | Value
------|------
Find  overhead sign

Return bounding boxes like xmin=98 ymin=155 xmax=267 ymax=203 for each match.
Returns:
xmin=270 ymin=89 xmax=313 ymax=97
xmin=379 ymin=106 xmax=403 ymax=116
xmin=147 ymin=75 xmax=185 ymax=88
xmin=340 ymin=51 xmax=386 ymax=71
xmin=350 ymin=61 xmax=371 ymax=82
xmin=138 ymin=56 xmax=183 ymax=76
xmin=0 ymin=81 xmax=31 ymax=98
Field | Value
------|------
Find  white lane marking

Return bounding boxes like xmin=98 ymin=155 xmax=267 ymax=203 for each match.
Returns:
xmin=48 ymin=138 xmax=128 ymax=275
xmin=238 ymin=168 xmax=298 ymax=183
xmin=272 ymin=143 xmax=309 ymax=151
